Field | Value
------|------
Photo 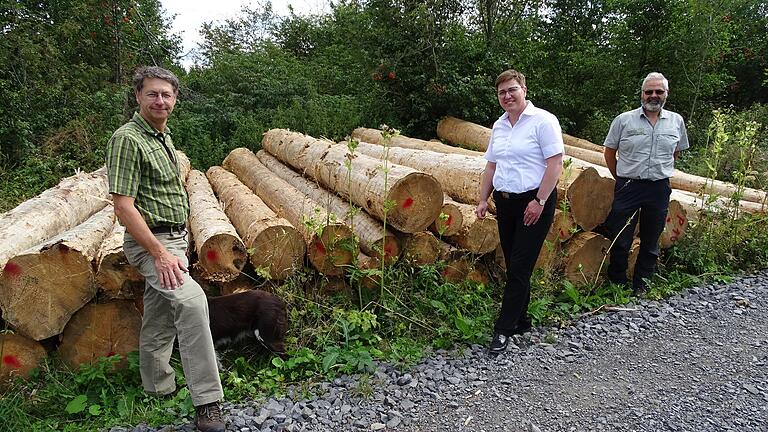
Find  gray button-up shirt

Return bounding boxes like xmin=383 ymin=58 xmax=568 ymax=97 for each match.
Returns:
xmin=604 ymin=107 xmax=689 ymax=180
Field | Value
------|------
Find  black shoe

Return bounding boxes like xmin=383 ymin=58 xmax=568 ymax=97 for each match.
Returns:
xmin=511 ymin=319 xmax=532 ymax=335
xmin=632 ymin=284 xmax=648 ymax=298
xmin=195 ymin=401 xmax=225 ymax=432
xmin=488 ymin=333 xmax=509 ymax=356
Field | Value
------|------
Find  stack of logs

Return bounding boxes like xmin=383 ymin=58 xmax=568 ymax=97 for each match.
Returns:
xmin=2 ymin=117 xmax=765 ymax=387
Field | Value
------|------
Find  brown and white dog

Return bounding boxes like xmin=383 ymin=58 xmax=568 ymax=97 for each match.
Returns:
xmin=207 ymin=290 xmax=288 ymax=359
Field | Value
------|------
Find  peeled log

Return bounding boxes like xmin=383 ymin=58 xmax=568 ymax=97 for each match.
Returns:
xmin=0 ymin=167 xmax=109 ymax=268
xmin=558 ymin=165 xmax=615 ymax=231
xmin=551 ymin=209 xmax=577 ymax=243
xmin=563 ymin=134 xmax=605 ymax=153
xmin=398 ymin=231 xmax=441 ymax=265
xmin=351 ymin=127 xmax=480 ymax=156
xmin=186 ymin=170 xmax=247 ymax=282
xmin=659 ymin=200 xmax=688 ymax=249
xmin=223 ymin=149 xmax=355 ymax=276
xmin=262 ymin=129 xmax=443 ymax=233
xmin=206 ymin=166 xmax=305 ymax=280
xmin=436 ymin=116 xmax=492 ymax=151
xmin=430 ymin=196 xmax=464 ymax=237
xmin=444 ymin=203 xmax=499 ymax=254
xmin=563 ymin=232 xmax=611 ymax=287
xmin=176 ymin=150 xmax=192 ymax=182
xmin=255 ymin=150 xmax=400 ymax=263
xmin=0 ymin=333 xmax=47 ymax=388
xmin=58 ymin=301 xmax=142 ymax=369
xmin=670 ymin=189 xmax=765 ymax=218
xmin=95 ymin=222 xmax=144 ymax=300
xmin=348 ymin=139 xmax=495 ymax=213
xmin=0 ymin=206 xmax=115 ymax=340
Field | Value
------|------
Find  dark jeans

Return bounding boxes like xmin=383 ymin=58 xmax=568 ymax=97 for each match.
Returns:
xmin=493 ymin=188 xmax=556 ymax=336
xmin=603 ymin=177 xmax=671 ymax=290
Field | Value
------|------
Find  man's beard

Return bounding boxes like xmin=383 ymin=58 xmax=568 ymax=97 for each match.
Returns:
xmin=642 ymin=99 xmax=664 ymax=112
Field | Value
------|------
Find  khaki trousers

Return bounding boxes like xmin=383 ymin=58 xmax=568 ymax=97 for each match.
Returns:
xmin=124 ymin=230 xmax=223 ymax=407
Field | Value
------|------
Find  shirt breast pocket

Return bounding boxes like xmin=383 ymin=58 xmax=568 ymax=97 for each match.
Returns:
xmin=620 ymin=128 xmax=651 ymax=158
xmin=655 ymin=129 xmax=680 ymax=157
xmin=142 ymin=147 xmax=175 ymax=182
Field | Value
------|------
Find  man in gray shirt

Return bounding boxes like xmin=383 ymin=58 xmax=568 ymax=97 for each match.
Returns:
xmin=602 ymin=72 xmax=689 ymax=295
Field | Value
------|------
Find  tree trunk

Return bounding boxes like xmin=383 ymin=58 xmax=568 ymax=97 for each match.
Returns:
xmin=659 ymin=199 xmax=688 ymax=249
xmin=255 ymin=150 xmax=400 ymax=263
xmin=0 ymin=167 xmax=109 ymax=268
xmin=58 ymin=301 xmax=142 ymax=369
xmin=0 ymin=206 xmax=115 ymax=340
xmin=563 ymin=232 xmax=611 ymax=287
xmin=430 ymin=195 xmax=464 ymax=237
xmin=563 ymin=134 xmax=605 ymax=153
xmin=95 ymin=222 xmax=144 ymax=300
xmin=443 ymin=202 xmax=499 ymax=254
xmin=347 ymin=139 xmax=496 ymax=213
xmin=436 ymin=116 xmax=492 ymax=151
xmin=351 ymin=127 xmax=480 ymax=156
xmin=206 ymin=166 xmax=305 ymax=280
xmin=222 ymin=149 xmax=355 ymax=276
xmin=557 ymin=165 xmax=615 ymax=232
xmin=0 ymin=333 xmax=47 ymax=388
xmin=261 ymin=129 xmax=444 ymax=233
xmin=176 ymin=150 xmax=191 ymax=183
xmin=398 ymin=231 xmax=441 ymax=265
xmin=186 ymin=170 xmax=247 ymax=282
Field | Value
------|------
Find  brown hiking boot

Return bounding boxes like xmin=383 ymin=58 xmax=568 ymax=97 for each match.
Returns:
xmin=194 ymin=401 xmax=225 ymax=432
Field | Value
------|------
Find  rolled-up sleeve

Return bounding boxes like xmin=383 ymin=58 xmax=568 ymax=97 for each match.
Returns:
xmin=106 ymin=134 xmax=140 ymax=197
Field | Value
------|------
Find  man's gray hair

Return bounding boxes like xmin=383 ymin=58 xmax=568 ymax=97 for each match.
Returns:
xmin=642 ymin=72 xmax=669 ymax=91
xmin=132 ymin=66 xmax=180 ymax=93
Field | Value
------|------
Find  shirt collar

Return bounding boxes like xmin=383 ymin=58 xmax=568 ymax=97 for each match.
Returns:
xmin=638 ymin=106 xmax=669 ymax=119
xmin=131 ymin=112 xmax=172 ymax=137
xmin=500 ymin=101 xmax=535 ymax=122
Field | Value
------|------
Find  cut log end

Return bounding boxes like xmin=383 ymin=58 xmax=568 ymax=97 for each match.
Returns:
xmin=566 ymin=167 xmax=615 ymax=231
xmin=369 ymin=235 xmax=401 ymax=265
xmin=0 ymin=333 xmax=47 ymax=388
xmin=96 ymin=252 xmax=145 ymax=300
xmin=307 ymin=224 xmax=356 ymax=276
xmin=454 ymin=216 xmax=499 ymax=254
xmin=197 ymin=233 xmax=248 ymax=282
xmin=430 ymin=202 xmax=463 ymax=237
xmin=386 ymin=173 xmax=443 ymax=233
xmin=248 ymin=224 xmax=306 ymax=280
xmin=400 ymin=232 xmax=441 ymax=265
xmin=659 ymin=200 xmax=688 ymax=249
xmin=564 ymin=232 xmax=611 ymax=287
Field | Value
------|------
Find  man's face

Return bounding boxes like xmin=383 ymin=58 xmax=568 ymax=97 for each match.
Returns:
xmin=641 ymin=79 xmax=667 ymax=112
xmin=135 ymin=77 xmax=177 ymax=128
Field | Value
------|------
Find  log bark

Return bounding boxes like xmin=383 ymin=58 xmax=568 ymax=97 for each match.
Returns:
xmin=351 ymin=127 xmax=480 ymax=156
xmin=398 ymin=231 xmax=441 ymax=265
xmin=430 ymin=195 xmax=464 ymax=237
xmin=563 ymin=232 xmax=611 ymax=287
xmin=262 ymin=129 xmax=444 ymax=233
xmin=95 ymin=222 xmax=144 ymax=300
xmin=558 ymin=165 xmax=615 ymax=231
xmin=443 ymin=202 xmax=499 ymax=254
xmin=223 ymin=149 xmax=355 ymax=276
xmin=176 ymin=150 xmax=192 ymax=183
xmin=58 ymin=301 xmax=142 ymax=369
xmin=659 ymin=199 xmax=688 ymax=249
xmin=0 ymin=333 xmax=47 ymax=388
xmin=186 ymin=170 xmax=247 ymax=282
xmin=347 ymin=139 xmax=495 ymax=213
xmin=0 ymin=206 xmax=115 ymax=340
xmin=255 ymin=150 xmax=400 ymax=263
xmin=206 ymin=166 xmax=305 ymax=280
xmin=436 ymin=116 xmax=492 ymax=151
xmin=0 ymin=167 xmax=109 ymax=268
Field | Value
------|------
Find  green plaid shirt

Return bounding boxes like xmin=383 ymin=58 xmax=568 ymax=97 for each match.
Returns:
xmin=106 ymin=113 xmax=189 ymax=227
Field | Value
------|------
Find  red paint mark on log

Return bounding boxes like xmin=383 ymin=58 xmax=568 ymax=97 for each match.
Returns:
xmin=402 ymin=197 xmax=414 ymax=209
xmin=206 ymin=250 xmax=218 ymax=262
xmin=445 ymin=215 xmax=453 ymax=226
xmin=3 ymin=262 xmax=21 ymax=278
xmin=677 ymin=215 xmax=686 ymax=226
xmin=107 ymin=351 xmax=116 ymax=357
xmin=2 ymin=355 xmax=21 ymax=368
xmin=666 ymin=216 xmax=671 ymax=223
xmin=559 ymin=229 xmax=566 ymax=239
xmin=384 ymin=244 xmax=394 ymax=257
xmin=315 ymin=241 xmax=326 ymax=254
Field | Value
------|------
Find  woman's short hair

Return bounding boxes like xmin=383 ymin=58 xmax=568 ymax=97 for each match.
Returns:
xmin=495 ymin=69 xmax=526 ymax=89
xmin=132 ymin=66 xmax=180 ymax=94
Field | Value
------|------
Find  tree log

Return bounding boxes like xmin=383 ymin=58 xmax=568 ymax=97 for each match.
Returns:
xmin=0 ymin=206 xmax=114 ymax=340
xmin=0 ymin=333 xmax=47 ymax=388
xmin=659 ymin=199 xmax=688 ymax=249
xmin=443 ymin=202 xmax=499 ymax=254
xmin=563 ymin=134 xmax=605 ymax=153
xmin=563 ymin=232 xmax=611 ymax=287
xmin=351 ymin=252 xmax=380 ymax=304
xmin=557 ymin=165 xmax=615 ymax=232
xmin=223 ymin=148 xmax=356 ymax=276
xmin=535 ymin=235 xmax=562 ymax=273
xmin=430 ymin=195 xmax=464 ymax=237
xmin=186 ymin=170 xmax=247 ymax=282
xmin=551 ymin=209 xmax=577 ymax=243
xmin=58 ymin=301 xmax=142 ymax=369
xmin=0 ymin=167 xmax=109 ymax=268
xmin=262 ymin=129 xmax=444 ymax=233
xmin=351 ymin=127 xmax=480 ymax=156
xmin=95 ymin=222 xmax=144 ymax=300
xmin=628 ymin=239 xmax=641 ymax=280
xmin=255 ymin=150 xmax=400 ymax=263
xmin=206 ymin=166 xmax=305 ymax=280
xmin=398 ymin=231 xmax=441 ymax=265
xmin=176 ymin=150 xmax=192 ymax=183
xmin=436 ymin=116 xmax=492 ymax=151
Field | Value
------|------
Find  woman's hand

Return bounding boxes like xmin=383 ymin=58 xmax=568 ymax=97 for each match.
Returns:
xmin=475 ymin=200 xmax=489 ymax=219
xmin=523 ymin=200 xmax=544 ymax=226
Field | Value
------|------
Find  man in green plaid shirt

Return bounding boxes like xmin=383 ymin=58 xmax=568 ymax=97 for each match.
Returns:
xmin=106 ymin=66 xmax=225 ymax=432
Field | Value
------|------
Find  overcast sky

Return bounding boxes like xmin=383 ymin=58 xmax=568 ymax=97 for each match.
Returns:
xmin=162 ymin=0 xmax=330 ymax=64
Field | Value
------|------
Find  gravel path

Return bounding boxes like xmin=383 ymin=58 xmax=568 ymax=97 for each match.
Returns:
xmin=114 ymin=270 xmax=768 ymax=432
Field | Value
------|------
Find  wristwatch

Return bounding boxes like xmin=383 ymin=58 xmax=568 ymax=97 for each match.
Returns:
xmin=534 ymin=197 xmax=546 ymax=206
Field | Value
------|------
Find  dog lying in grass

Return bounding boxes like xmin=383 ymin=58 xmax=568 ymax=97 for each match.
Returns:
xmin=207 ymin=290 xmax=288 ymax=359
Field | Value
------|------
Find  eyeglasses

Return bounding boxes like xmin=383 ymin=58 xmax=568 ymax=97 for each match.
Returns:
xmin=643 ymin=89 xmax=666 ymax=96
xmin=497 ymin=86 xmax=523 ymax=97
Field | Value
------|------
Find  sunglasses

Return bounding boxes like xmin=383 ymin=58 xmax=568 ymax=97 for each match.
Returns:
xmin=644 ymin=89 xmax=666 ymax=96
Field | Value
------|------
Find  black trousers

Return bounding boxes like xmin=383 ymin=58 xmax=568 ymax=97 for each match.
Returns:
xmin=603 ymin=177 xmax=671 ymax=290
xmin=493 ymin=188 xmax=556 ymax=336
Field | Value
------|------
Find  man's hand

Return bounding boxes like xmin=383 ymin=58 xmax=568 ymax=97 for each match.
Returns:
xmin=475 ymin=200 xmax=489 ymax=219
xmin=523 ymin=200 xmax=544 ymax=226
xmin=154 ymin=247 xmax=187 ymax=290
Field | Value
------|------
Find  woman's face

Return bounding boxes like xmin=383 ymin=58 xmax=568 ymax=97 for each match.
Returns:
xmin=496 ymin=79 xmax=527 ymax=115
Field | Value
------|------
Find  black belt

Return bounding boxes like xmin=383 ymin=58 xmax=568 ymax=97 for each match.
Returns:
xmin=495 ymin=189 xmax=538 ymax=200
xmin=149 ymin=225 xmax=186 ymax=235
